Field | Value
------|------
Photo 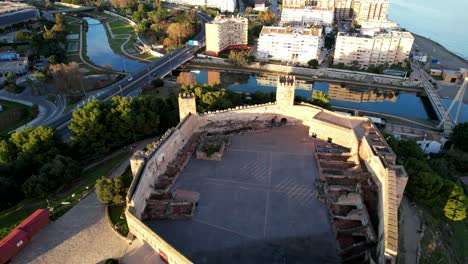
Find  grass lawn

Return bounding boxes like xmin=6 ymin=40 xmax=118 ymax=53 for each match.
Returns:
xmin=64 ymin=16 xmax=81 ymax=35
xmin=0 ymin=152 xmax=129 ymax=240
xmin=432 ymin=75 xmax=444 ymax=81
xmin=0 ymin=100 xmax=37 ymax=138
xmin=108 ymin=20 xmax=135 ymax=36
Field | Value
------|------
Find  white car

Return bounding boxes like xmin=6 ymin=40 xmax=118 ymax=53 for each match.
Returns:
xmin=127 ymin=77 xmax=133 ymax=81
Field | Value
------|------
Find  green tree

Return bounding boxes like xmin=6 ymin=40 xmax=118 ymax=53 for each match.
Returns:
xmin=22 ymin=155 xmax=81 ymax=197
xmin=351 ymin=60 xmax=360 ymax=69
xmin=33 ymin=71 xmax=47 ymax=83
xmin=15 ymin=31 xmax=32 ymax=41
xmin=450 ymin=122 xmax=468 ymax=152
xmin=4 ymin=72 xmax=17 ymax=93
xmin=0 ymin=140 xmax=15 ymax=164
xmin=227 ymin=50 xmax=249 ymax=67
xmin=95 ymin=176 xmax=126 ymax=204
xmin=443 ymin=184 xmax=467 ymax=221
xmin=258 ymin=8 xmax=276 ymax=25
xmin=8 ymin=126 xmax=59 ymax=166
xmin=69 ymin=100 xmax=110 ymax=155
xmin=308 ymin=59 xmax=319 ymax=69
xmin=136 ymin=22 xmax=148 ymax=34
xmin=311 ymin=90 xmax=331 ymax=109
xmin=394 ymin=139 xmax=425 ymax=165
xmin=48 ymin=55 xmax=58 ymax=65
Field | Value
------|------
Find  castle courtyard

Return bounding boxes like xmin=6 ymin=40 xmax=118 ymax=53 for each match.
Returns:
xmin=145 ymin=125 xmax=340 ymax=263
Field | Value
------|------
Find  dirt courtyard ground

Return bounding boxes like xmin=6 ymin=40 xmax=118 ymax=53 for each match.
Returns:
xmin=146 ymin=126 xmax=340 ymax=264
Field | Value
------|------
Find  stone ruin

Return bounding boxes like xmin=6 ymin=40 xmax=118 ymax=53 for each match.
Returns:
xmin=141 ymin=133 xmax=201 ymax=220
xmin=316 ymin=141 xmax=380 ymax=264
xmin=195 ymin=134 xmax=228 ymax=161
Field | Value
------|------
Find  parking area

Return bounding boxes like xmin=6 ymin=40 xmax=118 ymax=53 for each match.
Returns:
xmin=146 ymin=126 xmax=340 ymax=264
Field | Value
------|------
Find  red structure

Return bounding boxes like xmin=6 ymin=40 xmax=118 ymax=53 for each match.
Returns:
xmin=0 ymin=209 xmax=50 ymax=264
xmin=16 ymin=209 xmax=50 ymax=239
xmin=0 ymin=229 xmax=29 ymax=264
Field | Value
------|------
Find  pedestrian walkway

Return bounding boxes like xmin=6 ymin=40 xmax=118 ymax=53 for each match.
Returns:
xmin=11 ymin=138 xmax=159 ymax=264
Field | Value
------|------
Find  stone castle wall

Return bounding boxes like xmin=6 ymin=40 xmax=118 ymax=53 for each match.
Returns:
xmin=128 ymin=114 xmax=200 ymax=218
xmin=125 ymin=76 xmax=406 ymax=264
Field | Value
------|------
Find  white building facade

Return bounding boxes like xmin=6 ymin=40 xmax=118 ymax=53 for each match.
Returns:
xmin=334 ymin=31 xmax=414 ymax=67
xmin=162 ymin=0 xmax=236 ymax=12
xmin=281 ymin=7 xmax=334 ymax=24
xmin=257 ymin=26 xmax=323 ymax=64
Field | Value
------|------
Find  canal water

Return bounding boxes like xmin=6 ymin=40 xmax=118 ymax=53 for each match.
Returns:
xmin=84 ymin=17 xmax=145 ymax=73
xmin=190 ymin=70 xmax=468 ymax=123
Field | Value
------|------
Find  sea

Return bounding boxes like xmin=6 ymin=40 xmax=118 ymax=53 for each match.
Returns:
xmin=388 ymin=0 xmax=468 ymax=60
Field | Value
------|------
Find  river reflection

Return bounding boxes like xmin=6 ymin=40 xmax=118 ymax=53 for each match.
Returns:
xmin=84 ymin=17 xmax=145 ymax=73
xmin=188 ymin=70 xmax=468 ymax=122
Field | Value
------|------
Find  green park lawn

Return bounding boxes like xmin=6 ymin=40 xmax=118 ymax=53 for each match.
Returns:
xmin=0 ymin=152 xmax=129 ymax=240
xmin=0 ymin=100 xmax=37 ymax=138
xmin=109 ymin=20 xmax=135 ymax=36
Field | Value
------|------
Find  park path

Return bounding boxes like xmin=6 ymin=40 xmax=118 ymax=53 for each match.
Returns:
xmin=104 ymin=19 xmax=151 ymax=63
xmin=398 ymin=196 xmax=423 ymax=264
xmin=12 ymin=138 xmax=158 ymax=264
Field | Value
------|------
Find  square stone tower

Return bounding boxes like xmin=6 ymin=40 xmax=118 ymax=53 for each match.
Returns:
xmin=276 ymin=75 xmax=296 ymax=111
xmin=178 ymin=93 xmax=197 ymax=122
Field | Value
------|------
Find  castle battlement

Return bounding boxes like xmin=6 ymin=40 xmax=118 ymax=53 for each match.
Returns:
xmin=199 ymin=102 xmax=276 ymax=116
xmin=179 ymin=92 xmax=195 ymax=99
xmin=278 ymin=75 xmax=296 ymax=86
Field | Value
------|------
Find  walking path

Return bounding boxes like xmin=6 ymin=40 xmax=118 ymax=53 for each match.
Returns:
xmin=398 ymin=196 xmax=423 ymax=264
xmin=12 ymin=138 xmax=158 ymax=264
xmin=104 ymin=19 xmax=152 ymax=63
xmin=0 ymin=86 xmax=63 ymax=131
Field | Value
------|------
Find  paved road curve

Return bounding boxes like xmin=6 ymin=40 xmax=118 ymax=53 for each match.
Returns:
xmin=0 ymin=86 xmax=64 ymax=132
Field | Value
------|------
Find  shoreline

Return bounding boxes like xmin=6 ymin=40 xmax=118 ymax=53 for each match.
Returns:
xmin=412 ymin=33 xmax=468 ymax=62
xmin=410 ymin=32 xmax=468 ymax=69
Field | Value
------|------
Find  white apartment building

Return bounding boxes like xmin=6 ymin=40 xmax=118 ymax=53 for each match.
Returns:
xmin=162 ymin=0 xmax=236 ymax=12
xmin=333 ymin=31 xmax=414 ymax=67
xmin=281 ymin=7 xmax=334 ymax=24
xmin=334 ymin=0 xmax=353 ymax=19
xmin=354 ymin=0 xmax=390 ymax=23
xmin=205 ymin=15 xmax=248 ymax=56
xmin=360 ymin=19 xmax=399 ymax=34
xmin=257 ymin=26 xmax=323 ymax=64
xmin=283 ymin=0 xmax=334 ymax=8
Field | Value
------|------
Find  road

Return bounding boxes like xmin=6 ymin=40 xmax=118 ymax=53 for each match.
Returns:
xmin=45 ymin=12 xmax=212 ymax=138
xmin=0 ymin=86 xmax=65 ymax=132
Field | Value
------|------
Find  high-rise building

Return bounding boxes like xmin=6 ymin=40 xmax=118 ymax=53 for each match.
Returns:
xmin=334 ymin=0 xmax=353 ymax=19
xmin=205 ymin=15 xmax=248 ymax=56
xmin=333 ymin=30 xmax=414 ymax=67
xmin=161 ymin=0 xmax=236 ymax=12
xmin=354 ymin=0 xmax=389 ymax=22
xmin=257 ymin=26 xmax=323 ymax=64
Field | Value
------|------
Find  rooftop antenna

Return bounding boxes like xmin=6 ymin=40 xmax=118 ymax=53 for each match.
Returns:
xmin=437 ymin=77 xmax=467 ymax=129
